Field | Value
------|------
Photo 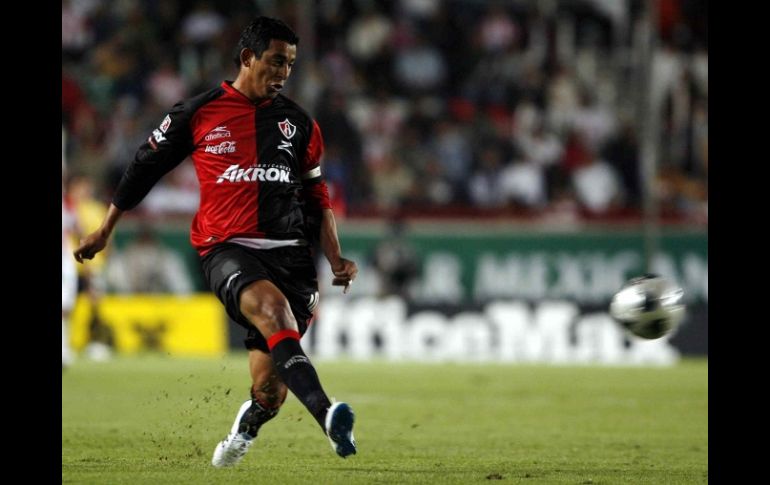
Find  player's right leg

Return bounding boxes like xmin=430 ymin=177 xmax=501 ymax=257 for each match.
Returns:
xmin=211 ymin=350 xmax=287 ymax=467
xmin=238 ymin=280 xmax=356 ymax=458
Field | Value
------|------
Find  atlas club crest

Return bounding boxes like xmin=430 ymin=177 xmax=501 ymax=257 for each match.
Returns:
xmin=278 ymin=119 xmax=296 ymax=139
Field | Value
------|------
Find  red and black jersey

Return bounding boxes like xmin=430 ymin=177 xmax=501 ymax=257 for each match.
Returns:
xmin=113 ymin=81 xmax=331 ymax=256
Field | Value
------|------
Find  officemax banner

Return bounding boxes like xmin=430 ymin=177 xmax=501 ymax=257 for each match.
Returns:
xmin=114 ymin=225 xmax=707 ymax=361
xmin=307 ymin=228 xmax=708 ymax=362
xmin=304 ymin=296 xmax=697 ymax=365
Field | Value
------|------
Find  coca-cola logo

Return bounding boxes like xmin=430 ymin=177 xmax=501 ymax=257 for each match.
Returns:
xmin=204 ymin=141 xmax=237 ymax=154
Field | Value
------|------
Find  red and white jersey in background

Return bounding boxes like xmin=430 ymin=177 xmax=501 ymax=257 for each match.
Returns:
xmin=62 ymin=197 xmax=78 ymax=311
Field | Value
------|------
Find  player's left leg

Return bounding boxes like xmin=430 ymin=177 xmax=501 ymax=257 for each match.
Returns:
xmin=212 ymin=350 xmax=287 ymax=467
xmin=248 ymin=348 xmax=288 ymax=415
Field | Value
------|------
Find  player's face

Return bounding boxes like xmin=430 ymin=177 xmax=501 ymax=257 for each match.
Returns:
xmin=250 ymin=39 xmax=297 ymax=98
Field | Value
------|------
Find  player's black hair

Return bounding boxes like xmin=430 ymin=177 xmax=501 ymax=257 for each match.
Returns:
xmin=233 ymin=16 xmax=299 ymax=68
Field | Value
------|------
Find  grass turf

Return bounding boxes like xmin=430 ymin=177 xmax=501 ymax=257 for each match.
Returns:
xmin=62 ymin=355 xmax=707 ymax=484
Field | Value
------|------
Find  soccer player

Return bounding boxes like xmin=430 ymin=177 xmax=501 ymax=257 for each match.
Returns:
xmin=66 ymin=173 xmax=114 ymax=361
xmin=73 ymin=16 xmax=358 ymax=466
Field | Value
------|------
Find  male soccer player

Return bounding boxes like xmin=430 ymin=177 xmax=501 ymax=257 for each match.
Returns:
xmin=73 ymin=16 xmax=358 ymax=467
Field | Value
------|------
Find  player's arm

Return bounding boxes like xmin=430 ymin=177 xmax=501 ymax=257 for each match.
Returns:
xmin=73 ymin=203 xmax=123 ymax=263
xmin=301 ymin=120 xmax=358 ymax=293
xmin=318 ymin=208 xmax=358 ymax=293
xmin=74 ymin=102 xmax=193 ymax=263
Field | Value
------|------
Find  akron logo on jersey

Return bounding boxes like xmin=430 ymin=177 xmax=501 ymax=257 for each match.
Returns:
xmin=278 ymin=119 xmax=296 ymax=139
xmin=216 ymin=164 xmax=291 ymax=184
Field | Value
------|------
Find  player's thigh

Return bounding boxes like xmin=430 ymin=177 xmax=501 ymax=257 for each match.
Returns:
xmin=239 ymin=279 xmax=297 ymax=334
xmin=200 ymin=243 xmax=273 ymax=330
xmin=267 ymin=246 xmax=319 ymax=335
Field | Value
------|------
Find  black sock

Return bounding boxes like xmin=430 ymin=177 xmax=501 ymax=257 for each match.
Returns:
xmin=269 ymin=331 xmax=331 ymax=431
xmin=238 ymin=398 xmax=280 ymax=438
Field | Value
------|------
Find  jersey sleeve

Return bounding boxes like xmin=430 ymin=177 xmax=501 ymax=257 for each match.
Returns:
xmin=301 ymin=119 xmax=332 ymax=211
xmin=112 ymin=101 xmax=194 ymax=210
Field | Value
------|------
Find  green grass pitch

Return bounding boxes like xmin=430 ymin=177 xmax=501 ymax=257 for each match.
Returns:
xmin=62 ymin=355 xmax=707 ymax=484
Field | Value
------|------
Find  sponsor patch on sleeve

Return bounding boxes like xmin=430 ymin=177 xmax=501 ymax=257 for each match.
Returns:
xmin=159 ymin=115 xmax=172 ymax=133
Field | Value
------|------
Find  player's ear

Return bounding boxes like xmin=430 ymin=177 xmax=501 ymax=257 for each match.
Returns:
xmin=240 ymin=48 xmax=255 ymax=68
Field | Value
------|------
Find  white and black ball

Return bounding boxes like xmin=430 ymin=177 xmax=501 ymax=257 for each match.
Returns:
xmin=609 ymin=274 xmax=685 ymax=339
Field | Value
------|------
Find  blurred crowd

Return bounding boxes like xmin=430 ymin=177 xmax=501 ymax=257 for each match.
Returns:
xmin=62 ymin=0 xmax=707 ymax=223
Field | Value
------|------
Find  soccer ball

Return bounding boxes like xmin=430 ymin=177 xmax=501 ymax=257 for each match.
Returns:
xmin=609 ymin=274 xmax=685 ymax=339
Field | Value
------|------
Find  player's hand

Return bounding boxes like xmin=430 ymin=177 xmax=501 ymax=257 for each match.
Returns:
xmin=73 ymin=230 xmax=109 ymax=263
xmin=331 ymin=257 xmax=358 ymax=294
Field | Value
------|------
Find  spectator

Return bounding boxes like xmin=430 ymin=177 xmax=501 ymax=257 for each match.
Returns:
xmin=371 ymin=218 xmax=420 ymax=299
xmin=571 ymin=149 xmax=623 ymax=214
xmin=61 ymin=2 xmax=706 ymax=222
xmin=106 ymin=226 xmax=193 ymax=295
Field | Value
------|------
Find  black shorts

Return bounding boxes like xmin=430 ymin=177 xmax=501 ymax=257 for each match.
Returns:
xmin=201 ymin=243 xmax=319 ymax=352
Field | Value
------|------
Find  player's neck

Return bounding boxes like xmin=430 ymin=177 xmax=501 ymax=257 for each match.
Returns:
xmin=232 ymin=75 xmax=271 ymax=104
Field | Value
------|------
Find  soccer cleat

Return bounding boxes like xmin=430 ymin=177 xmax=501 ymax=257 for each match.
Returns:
xmin=325 ymin=401 xmax=356 ymax=458
xmin=211 ymin=400 xmax=255 ymax=467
